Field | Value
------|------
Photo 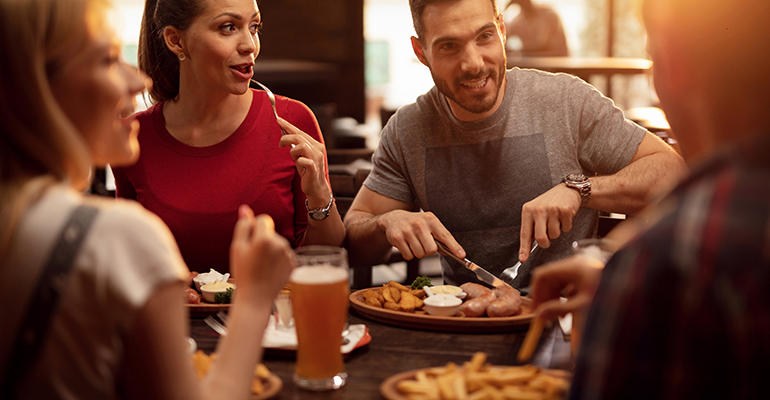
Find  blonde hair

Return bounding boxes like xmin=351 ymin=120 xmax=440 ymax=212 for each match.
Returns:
xmin=0 ymin=0 xmax=108 ymax=259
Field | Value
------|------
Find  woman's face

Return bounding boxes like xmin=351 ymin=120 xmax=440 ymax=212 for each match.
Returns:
xmin=180 ymin=0 xmax=261 ymax=94
xmin=50 ymin=24 xmax=148 ymax=167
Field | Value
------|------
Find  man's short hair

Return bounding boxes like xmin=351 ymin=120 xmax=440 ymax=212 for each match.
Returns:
xmin=409 ymin=0 xmax=498 ymax=41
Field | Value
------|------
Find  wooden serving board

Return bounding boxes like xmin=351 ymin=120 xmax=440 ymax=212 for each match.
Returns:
xmin=349 ymin=288 xmax=533 ymax=333
xmin=186 ymin=302 xmax=230 ymax=317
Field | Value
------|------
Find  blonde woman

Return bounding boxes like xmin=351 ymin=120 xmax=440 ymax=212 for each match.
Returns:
xmin=0 ymin=0 xmax=294 ymax=398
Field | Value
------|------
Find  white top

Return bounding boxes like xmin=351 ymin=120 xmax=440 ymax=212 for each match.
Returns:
xmin=0 ymin=185 xmax=188 ymax=399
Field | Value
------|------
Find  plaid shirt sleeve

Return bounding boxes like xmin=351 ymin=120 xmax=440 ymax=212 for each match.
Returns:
xmin=569 ymin=138 xmax=770 ymax=400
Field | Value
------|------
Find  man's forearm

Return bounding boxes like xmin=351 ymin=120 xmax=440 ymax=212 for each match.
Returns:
xmin=344 ymin=210 xmax=397 ymax=267
xmin=589 ymin=150 xmax=686 ymax=215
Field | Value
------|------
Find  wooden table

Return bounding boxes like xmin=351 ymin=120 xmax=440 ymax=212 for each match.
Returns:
xmin=190 ymin=307 xmax=572 ymax=399
xmin=507 ymin=56 xmax=653 ymax=98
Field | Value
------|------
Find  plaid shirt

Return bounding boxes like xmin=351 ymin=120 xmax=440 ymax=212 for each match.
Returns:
xmin=570 ymin=133 xmax=770 ymax=400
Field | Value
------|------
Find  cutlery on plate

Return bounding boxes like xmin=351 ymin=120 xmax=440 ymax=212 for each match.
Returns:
xmin=500 ymin=242 xmax=539 ymax=285
xmin=434 ymin=240 xmax=513 ymax=289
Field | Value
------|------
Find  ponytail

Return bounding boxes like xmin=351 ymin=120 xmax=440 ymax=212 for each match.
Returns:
xmin=138 ymin=0 xmax=204 ymax=103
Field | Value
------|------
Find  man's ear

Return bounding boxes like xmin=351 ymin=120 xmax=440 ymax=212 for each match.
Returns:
xmin=411 ymin=36 xmax=428 ymax=66
xmin=163 ymin=25 xmax=185 ymax=57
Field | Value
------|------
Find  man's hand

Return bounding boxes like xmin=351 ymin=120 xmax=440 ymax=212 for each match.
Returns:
xmin=530 ymin=254 xmax=604 ymax=323
xmin=519 ymin=183 xmax=581 ymax=262
xmin=377 ymin=210 xmax=465 ymax=260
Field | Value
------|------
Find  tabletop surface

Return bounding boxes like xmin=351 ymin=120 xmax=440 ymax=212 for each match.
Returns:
xmin=507 ymin=56 xmax=653 ymax=74
xmin=190 ymin=307 xmax=572 ymax=399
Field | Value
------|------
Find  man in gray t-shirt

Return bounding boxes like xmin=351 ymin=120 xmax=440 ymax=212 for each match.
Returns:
xmin=344 ymin=0 xmax=685 ymax=290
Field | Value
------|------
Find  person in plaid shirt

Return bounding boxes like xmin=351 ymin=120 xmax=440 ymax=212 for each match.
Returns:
xmin=530 ymin=0 xmax=770 ymax=398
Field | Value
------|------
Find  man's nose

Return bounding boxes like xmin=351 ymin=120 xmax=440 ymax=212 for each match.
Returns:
xmin=460 ymin=44 xmax=484 ymax=74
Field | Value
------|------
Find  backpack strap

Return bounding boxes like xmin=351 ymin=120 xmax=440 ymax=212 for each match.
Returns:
xmin=1 ymin=205 xmax=99 ymax=398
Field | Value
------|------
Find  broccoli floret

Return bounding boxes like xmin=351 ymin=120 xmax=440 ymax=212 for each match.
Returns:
xmin=411 ymin=275 xmax=433 ymax=290
xmin=214 ymin=287 xmax=233 ymax=304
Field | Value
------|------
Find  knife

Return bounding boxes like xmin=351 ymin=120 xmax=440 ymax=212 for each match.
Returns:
xmin=434 ymin=240 xmax=513 ymax=289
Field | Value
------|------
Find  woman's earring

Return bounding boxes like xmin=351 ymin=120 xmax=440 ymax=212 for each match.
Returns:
xmin=178 ymin=52 xmax=186 ymax=61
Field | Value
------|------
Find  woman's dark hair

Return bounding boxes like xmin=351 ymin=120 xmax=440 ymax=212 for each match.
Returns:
xmin=139 ymin=0 xmax=205 ymax=103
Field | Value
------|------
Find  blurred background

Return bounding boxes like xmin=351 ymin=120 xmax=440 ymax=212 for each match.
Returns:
xmin=111 ymin=0 xmax=656 ymax=149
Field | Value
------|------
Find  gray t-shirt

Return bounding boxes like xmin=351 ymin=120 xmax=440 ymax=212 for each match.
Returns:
xmin=365 ymin=68 xmax=646 ymax=289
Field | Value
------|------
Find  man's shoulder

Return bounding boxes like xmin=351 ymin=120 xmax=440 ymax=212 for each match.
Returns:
xmin=387 ymin=87 xmax=445 ymax=131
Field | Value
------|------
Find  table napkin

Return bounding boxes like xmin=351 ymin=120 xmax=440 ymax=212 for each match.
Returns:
xmin=261 ymin=315 xmax=366 ymax=353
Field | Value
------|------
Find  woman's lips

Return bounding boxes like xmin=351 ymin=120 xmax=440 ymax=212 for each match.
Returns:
xmin=230 ymin=64 xmax=254 ymax=80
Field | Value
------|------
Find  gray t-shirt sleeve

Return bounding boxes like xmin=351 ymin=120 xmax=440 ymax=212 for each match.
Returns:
xmin=570 ymin=77 xmax=647 ymax=175
xmin=364 ymin=111 xmax=417 ymax=204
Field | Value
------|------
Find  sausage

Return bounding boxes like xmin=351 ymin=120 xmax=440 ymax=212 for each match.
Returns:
xmin=486 ymin=291 xmax=522 ymax=317
xmin=460 ymin=291 xmax=497 ymax=317
xmin=460 ymin=282 xmax=491 ymax=299
xmin=184 ymin=287 xmax=200 ymax=304
xmin=491 ymin=285 xmax=520 ymax=298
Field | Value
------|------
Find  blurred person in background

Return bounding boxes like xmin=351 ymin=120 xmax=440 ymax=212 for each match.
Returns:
xmin=344 ymin=0 xmax=685 ymax=291
xmin=112 ymin=0 xmax=345 ymax=273
xmin=0 ymin=0 xmax=295 ymax=397
xmin=531 ymin=0 xmax=770 ymax=397
xmin=505 ymin=0 xmax=568 ymax=57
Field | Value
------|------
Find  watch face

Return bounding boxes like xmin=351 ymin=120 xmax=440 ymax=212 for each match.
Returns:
xmin=567 ymin=173 xmax=587 ymax=182
xmin=309 ymin=211 xmax=329 ymax=221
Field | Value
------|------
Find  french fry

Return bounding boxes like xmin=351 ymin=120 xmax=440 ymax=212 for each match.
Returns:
xmin=383 ymin=301 xmax=400 ymax=311
xmin=517 ymin=317 xmax=544 ymax=362
xmin=400 ymin=291 xmax=417 ymax=312
xmin=467 ymin=352 xmax=487 ymax=372
xmin=409 ymin=288 xmax=426 ymax=299
xmin=395 ymin=353 xmax=570 ymax=400
xmin=366 ymin=297 xmax=383 ymax=308
xmin=389 ymin=286 xmax=402 ymax=303
xmin=382 ymin=285 xmax=395 ymax=302
xmin=387 ymin=280 xmax=410 ymax=292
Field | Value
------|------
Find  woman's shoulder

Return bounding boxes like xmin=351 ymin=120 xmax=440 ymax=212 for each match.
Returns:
xmin=82 ymin=195 xmax=189 ymax=291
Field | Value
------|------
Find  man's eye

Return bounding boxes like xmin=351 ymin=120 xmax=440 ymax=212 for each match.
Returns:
xmin=440 ymin=43 xmax=455 ymax=51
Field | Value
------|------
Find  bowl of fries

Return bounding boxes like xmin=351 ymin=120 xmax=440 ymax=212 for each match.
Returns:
xmin=423 ymin=294 xmax=462 ymax=316
xmin=381 ymin=352 xmax=571 ymax=400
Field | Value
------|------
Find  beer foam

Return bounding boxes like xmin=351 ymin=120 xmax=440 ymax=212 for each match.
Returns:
xmin=290 ymin=265 xmax=348 ymax=284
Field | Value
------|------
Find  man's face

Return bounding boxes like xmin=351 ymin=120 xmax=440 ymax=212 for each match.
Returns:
xmin=413 ymin=0 xmax=508 ymax=121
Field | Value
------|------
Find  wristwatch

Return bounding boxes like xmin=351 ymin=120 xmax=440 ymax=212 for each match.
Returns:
xmin=562 ymin=173 xmax=591 ymax=207
xmin=306 ymin=197 xmax=334 ymax=221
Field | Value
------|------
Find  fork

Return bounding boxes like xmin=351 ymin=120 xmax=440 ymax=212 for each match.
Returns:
xmin=251 ymin=79 xmax=287 ymax=136
xmin=204 ymin=316 xmax=227 ymax=336
xmin=217 ymin=311 xmax=230 ymax=325
xmin=500 ymin=242 xmax=539 ymax=285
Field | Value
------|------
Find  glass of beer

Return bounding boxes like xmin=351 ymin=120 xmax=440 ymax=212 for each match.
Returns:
xmin=290 ymin=246 xmax=349 ymax=391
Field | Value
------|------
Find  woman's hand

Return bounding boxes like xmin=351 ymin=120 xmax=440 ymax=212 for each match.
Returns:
xmin=277 ymin=117 xmax=332 ymax=207
xmin=229 ymin=205 xmax=296 ymax=304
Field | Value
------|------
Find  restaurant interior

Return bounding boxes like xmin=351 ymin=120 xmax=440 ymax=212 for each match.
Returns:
xmin=105 ymin=0 xmax=673 ymax=289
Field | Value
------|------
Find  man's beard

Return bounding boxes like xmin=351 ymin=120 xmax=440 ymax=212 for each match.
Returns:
xmin=428 ymin=58 xmax=506 ymax=115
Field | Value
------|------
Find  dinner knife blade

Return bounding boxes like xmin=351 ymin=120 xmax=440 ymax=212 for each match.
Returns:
xmin=434 ymin=240 xmax=513 ymax=289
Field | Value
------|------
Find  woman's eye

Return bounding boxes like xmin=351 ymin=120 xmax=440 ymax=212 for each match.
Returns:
xmin=250 ymin=21 xmax=263 ymax=35
xmin=220 ymin=23 xmax=236 ymax=33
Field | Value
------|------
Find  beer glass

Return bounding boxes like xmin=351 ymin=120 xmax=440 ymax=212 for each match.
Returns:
xmin=290 ymin=246 xmax=349 ymax=391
